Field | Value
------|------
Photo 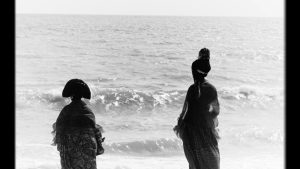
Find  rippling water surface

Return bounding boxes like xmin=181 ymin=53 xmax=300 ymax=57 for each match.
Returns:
xmin=16 ymin=14 xmax=284 ymax=169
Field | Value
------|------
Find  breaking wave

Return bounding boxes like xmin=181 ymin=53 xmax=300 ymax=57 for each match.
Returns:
xmin=103 ymin=138 xmax=182 ymax=155
xmin=16 ymin=84 xmax=283 ymax=112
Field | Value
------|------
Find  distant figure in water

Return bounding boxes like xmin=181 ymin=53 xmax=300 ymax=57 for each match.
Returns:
xmin=174 ymin=48 xmax=220 ymax=169
xmin=52 ymin=79 xmax=105 ymax=169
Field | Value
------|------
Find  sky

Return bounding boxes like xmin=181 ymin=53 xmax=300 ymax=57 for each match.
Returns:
xmin=16 ymin=0 xmax=284 ymax=17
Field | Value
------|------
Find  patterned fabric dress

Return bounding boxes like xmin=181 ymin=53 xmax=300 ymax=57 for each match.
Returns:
xmin=174 ymin=81 xmax=220 ymax=169
xmin=52 ymin=100 xmax=103 ymax=169
xmin=58 ymin=128 xmax=97 ymax=169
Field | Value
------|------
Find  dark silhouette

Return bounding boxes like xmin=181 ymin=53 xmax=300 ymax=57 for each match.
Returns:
xmin=52 ymin=79 xmax=104 ymax=169
xmin=196 ymin=48 xmax=211 ymax=76
xmin=174 ymin=49 xmax=220 ymax=169
xmin=198 ymin=48 xmax=210 ymax=60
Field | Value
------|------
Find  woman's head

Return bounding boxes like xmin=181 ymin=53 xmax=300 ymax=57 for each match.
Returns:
xmin=198 ymin=48 xmax=210 ymax=60
xmin=192 ymin=59 xmax=211 ymax=82
xmin=62 ymin=79 xmax=91 ymax=100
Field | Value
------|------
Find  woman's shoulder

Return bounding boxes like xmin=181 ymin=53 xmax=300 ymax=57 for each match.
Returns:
xmin=60 ymin=104 xmax=71 ymax=112
xmin=202 ymin=80 xmax=217 ymax=90
xmin=187 ymin=84 xmax=200 ymax=97
xmin=188 ymin=84 xmax=197 ymax=91
xmin=202 ymin=81 xmax=218 ymax=98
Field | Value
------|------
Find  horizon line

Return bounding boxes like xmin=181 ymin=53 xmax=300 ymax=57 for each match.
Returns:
xmin=16 ymin=12 xmax=284 ymax=19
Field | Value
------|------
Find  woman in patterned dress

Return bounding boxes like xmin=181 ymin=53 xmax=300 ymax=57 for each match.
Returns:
xmin=52 ymin=79 xmax=104 ymax=169
xmin=174 ymin=49 xmax=220 ymax=169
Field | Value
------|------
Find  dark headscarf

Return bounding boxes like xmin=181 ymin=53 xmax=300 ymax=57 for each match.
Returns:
xmin=199 ymin=48 xmax=210 ymax=60
xmin=192 ymin=58 xmax=211 ymax=82
xmin=62 ymin=79 xmax=91 ymax=99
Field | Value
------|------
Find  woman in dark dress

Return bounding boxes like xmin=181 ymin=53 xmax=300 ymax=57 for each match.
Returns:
xmin=174 ymin=51 xmax=220 ymax=169
xmin=52 ymin=79 xmax=104 ymax=169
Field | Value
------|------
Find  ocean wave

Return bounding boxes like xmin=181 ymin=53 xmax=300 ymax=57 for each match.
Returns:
xmin=218 ymin=85 xmax=282 ymax=102
xmin=92 ymin=127 xmax=283 ymax=155
xmin=87 ymin=88 xmax=186 ymax=114
xmin=103 ymin=130 xmax=283 ymax=155
xmin=103 ymin=138 xmax=182 ymax=155
xmin=16 ymin=138 xmax=183 ymax=156
xmin=16 ymin=87 xmax=186 ymax=112
xmin=220 ymin=126 xmax=283 ymax=145
xmin=16 ymin=84 xmax=283 ymax=112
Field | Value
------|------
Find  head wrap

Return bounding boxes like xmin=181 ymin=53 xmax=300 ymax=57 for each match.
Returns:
xmin=62 ymin=79 xmax=91 ymax=99
xmin=191 ymin=59 xmax=211 ymax=82
xmin=199 ymin=48 xmax=210 ymax=60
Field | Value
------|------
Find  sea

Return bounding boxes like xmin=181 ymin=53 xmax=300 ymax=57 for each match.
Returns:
xmin=16 ymin=14 xmax=284 ymax=169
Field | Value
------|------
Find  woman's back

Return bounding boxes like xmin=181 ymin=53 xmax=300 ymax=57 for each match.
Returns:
xmin=52 ymin=79 xmax=103 ymax=169
xmin=175 ymin=48 xmax=220 ymax=169
xmin=56 ymin=100 xmax=95 ymax=129
xmin=184 ymin=80 xmax=219 ymax=130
